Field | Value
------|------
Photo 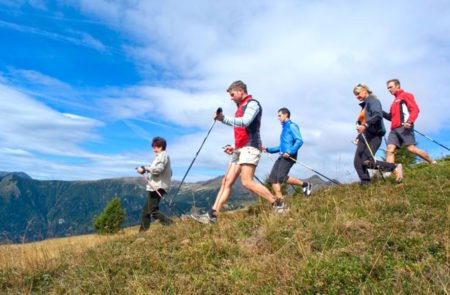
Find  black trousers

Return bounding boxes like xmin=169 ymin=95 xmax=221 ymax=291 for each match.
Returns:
xmin=354 ymin=133 xmax=396 ymax=183
xmin=139 ymin=189 xmax=172 ymax=232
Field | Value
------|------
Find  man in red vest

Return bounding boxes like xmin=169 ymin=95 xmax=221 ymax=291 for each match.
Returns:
xmin=193 ymin=80 xmax=288 ymax=224
xmin=383 ymin=79 xmax=436 ymax=167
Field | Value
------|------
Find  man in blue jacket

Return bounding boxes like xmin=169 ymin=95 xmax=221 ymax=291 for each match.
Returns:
xmin=264 ymin=108 xmax=312 ymax=197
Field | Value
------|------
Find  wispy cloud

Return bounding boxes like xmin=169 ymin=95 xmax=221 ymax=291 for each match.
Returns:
xmin=58 ymin=0 xmax=450 ymax=181
xmin=0 ymin=0 xmax=47 ymax=10
xmin=100 ymin=86 xmax=223 ymax=127
xmin=0 ymin=147 xmax=32 ymax=156
xmin=9 ymin=69 xmax=72 ymax=89
xmin=71 ymin=0 xmax=450 ymax=120
xmin=0 ymin=83 xmax=103 ymax=157
xmin=0 ymin=146 xmax=145 ymax=180
xmin=0 ymin=19 xmax=106 ymax=52
xmin=2 ymin=0 xmax=449 ymax=182
xmin=0 ymin=69 xmax=99 ymax=112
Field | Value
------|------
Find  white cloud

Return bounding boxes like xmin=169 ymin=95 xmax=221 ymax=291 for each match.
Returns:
xmin=60 ymin=0 xmax=450 ymax=182
xmin=0 ymin=147 xmax=142 ymax=180
xmin=10 ymin=69 xmax=72 ymax=89
xmin=0 ymin=69 xmax=98 ymax=112
xmin=0 ymin=19 xmax=107 ymax=52
xmin=99 ymin=86 xmax=225 ymax=128
xmin=0 ymin=83 xmax=150 ymax=180
xmin=0 ymin=147 xmax=32 ymax=156
xmin=4 ymin=0 xmax=449 ymax=182
xmin=0 ymin=83 xmax=103 ymax=156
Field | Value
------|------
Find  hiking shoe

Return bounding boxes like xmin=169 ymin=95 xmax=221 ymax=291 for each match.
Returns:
xmin=190 ymin=212 xmax=216 ymax=224
xmin=303 ymin=183 xmax=312 ymax=197
xmin=272 ymin=199 xmax=289 ymax=214
xmin=394 ymin=164 xmax=403 ymax=183
xmin=382 ymin=171 xmax=392 ymax=178
xmin=208 ymin=211 xmax=217 ymax=223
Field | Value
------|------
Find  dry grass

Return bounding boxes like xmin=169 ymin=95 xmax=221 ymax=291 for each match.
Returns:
xmin=0 ymin=227 xmax=137 ymax=271
xmin=0 ymin=158 xmax=449 ymax=294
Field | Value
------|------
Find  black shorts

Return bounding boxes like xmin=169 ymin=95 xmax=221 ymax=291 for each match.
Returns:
xmin=269 ymin=157 xmax=295 ymax=184
xmin=387 ymin=127 xmax=416 ymax=148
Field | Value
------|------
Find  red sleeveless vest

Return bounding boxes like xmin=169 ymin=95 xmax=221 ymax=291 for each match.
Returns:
xmin=234 ymin=95 xmax=262 ymax=149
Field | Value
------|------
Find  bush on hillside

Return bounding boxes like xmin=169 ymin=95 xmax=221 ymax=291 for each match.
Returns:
xmin=93 ymin=197 xmax=126 ymax=234
xmin=395 ymin=145 xmax=417 ymax=165
xmin=382 ymin=145 xmax=417 ymax=166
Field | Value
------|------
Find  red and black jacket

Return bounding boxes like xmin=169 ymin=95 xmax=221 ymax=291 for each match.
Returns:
xmin=383 ymin=89 xmax=420 ymax=130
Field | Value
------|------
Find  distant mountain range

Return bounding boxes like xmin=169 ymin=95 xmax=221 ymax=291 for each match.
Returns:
xmin=0 ymin=171 xmax=331 ymax=243
xmin=0 ymin=171 xmax=32 ymax=179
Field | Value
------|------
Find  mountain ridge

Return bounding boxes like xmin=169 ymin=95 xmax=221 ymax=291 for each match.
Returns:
xmin=0 ymin=172 xmax=331 ymax=243
xmin=0 ymin=171 xmax=32 ymax=180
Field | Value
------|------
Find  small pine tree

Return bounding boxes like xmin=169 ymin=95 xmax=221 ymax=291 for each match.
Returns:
xmin=394 ymin=145 xmax=417 ymax=166
xmin=93 ymin=197 xmax=126 ymax=234
xmin=380 ymin=145 xmax=417 ymax=166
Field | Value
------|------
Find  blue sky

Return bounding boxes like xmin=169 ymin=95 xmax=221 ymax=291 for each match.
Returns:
xmin=0 ymin=0 xmax=449 ymax=182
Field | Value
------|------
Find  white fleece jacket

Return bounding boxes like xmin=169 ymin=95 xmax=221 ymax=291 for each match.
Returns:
xmin=146 ymin=151 xmax=172 ymax=192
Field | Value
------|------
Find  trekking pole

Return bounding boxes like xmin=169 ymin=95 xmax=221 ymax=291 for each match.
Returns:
xmin=283 ymin=154 xmax=341 ymax=185
xmin=254 ymin=175 xmax=265 ymax=186
xmin=352 ymin=139 xmax=388 ymax=154
xmin=414 ymin=129 xmax=450 ymax=151
xmin=360 ymin=133 xmax=377 ymax=164
xmin=172 ymin=107 xmax=223 ymax=200
xmin=360 ymin=132 xmax=385 ymax=181
xmin=139 ymin=174 xmax=185 ymax=218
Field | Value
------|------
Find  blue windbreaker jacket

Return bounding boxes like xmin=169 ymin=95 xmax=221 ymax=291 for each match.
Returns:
xmin=266 ymin=119 xmax=303 ymax=158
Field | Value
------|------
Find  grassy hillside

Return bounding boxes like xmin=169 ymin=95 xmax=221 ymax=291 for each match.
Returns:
xmin=1 ymin=158 xmax=449 ymax=294
xmin=0 ymin=175 xmax=258 ymax=243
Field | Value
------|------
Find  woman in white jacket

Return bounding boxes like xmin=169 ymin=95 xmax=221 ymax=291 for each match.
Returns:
xmin=136 ymin=137 xmax=172 ymax=232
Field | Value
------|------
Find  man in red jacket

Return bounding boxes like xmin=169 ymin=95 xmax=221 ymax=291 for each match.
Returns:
xmin=383 ymin=79 xmax=435 ymax=167
xmin=192 ymin=80 xmax=288 ymax=224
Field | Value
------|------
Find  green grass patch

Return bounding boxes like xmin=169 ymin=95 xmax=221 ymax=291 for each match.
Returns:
xmin=1 ymin=157 xmax=449 ymax=294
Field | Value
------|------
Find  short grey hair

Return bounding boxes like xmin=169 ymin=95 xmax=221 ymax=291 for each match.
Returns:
xmin=387 ymin=79 xmax=401 ymax=87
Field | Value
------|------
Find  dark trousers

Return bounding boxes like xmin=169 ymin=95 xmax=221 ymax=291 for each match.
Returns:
xmin=139 ymin=189 xmax=172 ymax=232
xmin=354 ymin=133 xmax=396 ymax=183
xmin=269 ymin=157 xmax=295 ymax=184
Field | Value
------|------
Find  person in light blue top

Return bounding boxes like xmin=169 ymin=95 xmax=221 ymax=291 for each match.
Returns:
xmin=263 ymin=108 xmax=312 ymax=197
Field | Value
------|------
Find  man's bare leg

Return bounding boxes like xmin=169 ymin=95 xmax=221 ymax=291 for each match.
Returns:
xmin=240 ymin=164 xmax=277 ymax=203
xmin=271 ymin=183 xmax=283 ymax=199
xmin=386 ymin=144 xmax=397 ymax=164
xmin=212 ymin=163 xmax=240 ymax=213
xmin=286 ymin=176 xmax=304 ymax=186
xmin=406 ymin=145 xmax=434 ymax=163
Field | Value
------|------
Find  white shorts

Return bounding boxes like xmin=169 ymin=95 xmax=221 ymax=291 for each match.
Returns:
xmin=231 ymin=146 xmax=261 ymax=166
